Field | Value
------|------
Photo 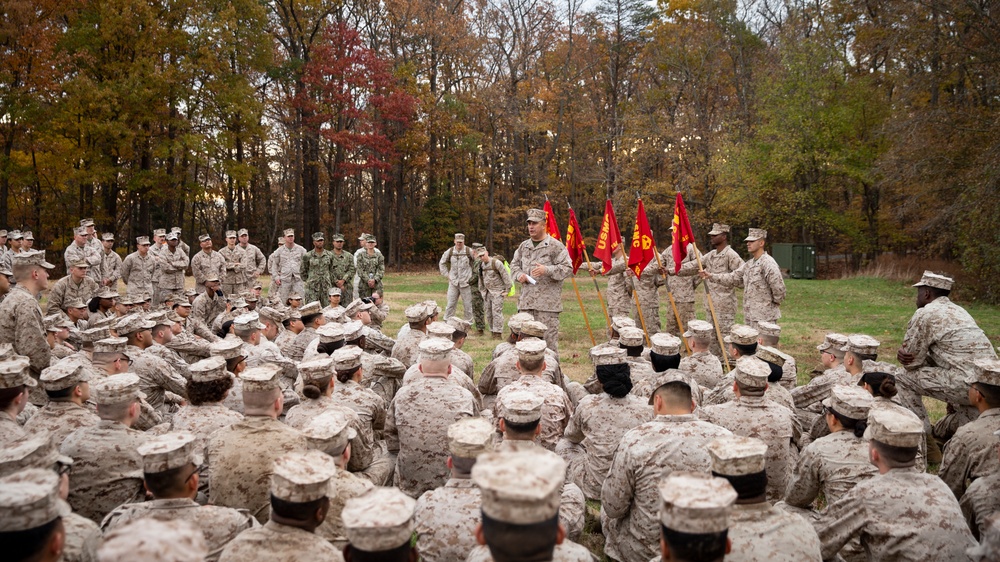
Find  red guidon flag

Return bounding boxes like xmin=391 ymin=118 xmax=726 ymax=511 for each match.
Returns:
xmin=672 ymin=193 xmax=696 ymax=272
xmin=592 ymin=199 xmax=623 ymax=273
xmin=543 ymin=199 xmax=561 ymax=241
xmin=565 ymin=206 xmax=587 ymax=274
xmin=628 ymin=198 xmax=655 ymax=277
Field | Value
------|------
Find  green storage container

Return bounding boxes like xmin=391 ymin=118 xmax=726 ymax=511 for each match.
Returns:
xmin=770 ymin=243 xmax=816 ymax=279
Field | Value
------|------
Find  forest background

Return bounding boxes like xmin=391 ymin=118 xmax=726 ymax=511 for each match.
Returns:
xmin=4 ymin=0 xmax=1000 ymax=301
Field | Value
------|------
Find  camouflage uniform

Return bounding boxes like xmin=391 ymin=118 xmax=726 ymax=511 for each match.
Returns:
xmin=558 ymin=392 xmax=651 ymax=499
xmin=710 ymin=251 xmax=786 ymax=328
xmin=285 ymin=326 xmax=317 ymax=363
xmin=219 ymin=245 xmax=248 ymax=296
xmin=127 ymin=345 xmax=187 ymax=413
xmin=0 ymin=411 xmax=26 ymax=445
xmin=700 ymin=395 xmax=795 ymax=502
xmin=333 ymin=378 xmax=387 ymax=441
xmin=301 ymin=248 xmax=336 ymax=304
xmin=191 ymin=291 xmax=226 ymax=339
xmin=601 ymin=414 xmax=733 ymax=562
xmin=355 ymin=249 xmax=384 ymax=299
xmin=602 ymin=256 xmax=634 ymax=319
xmin=64 ymin=241 xmax=103 ymax=275
xmin=170 ymin=403 xmax=243 ymax=453
xmin=166 ymin=326 xmax=212 ymax=363
xmin=386 ymin=375 xmax=478 ymax=497
xmin=390 ymin=328 xmax=425 ymax=368
xmin=0 ymin=285 xmax=50 ymax=388
xmin=152 ymin=246 xmax=189 ymax=305
xmin=60 ymin=419 xmax=149 ymax=522
xmin=101 ymin=498 xmax=256 ymax=562
xmin=361 ymin=350 xmax=407 ymax=406
xmin=660 ymin=244 xmax=697 ymax=337
xmin=470 ymin=257 xmax=486 ymax=333
xmin=120 ymin=251 xmax=158 ymax=299
xmin=145 ymin=342 xmax=192 ymax=381
xmin=100 ymin=248 xmax=123 ymax=287
xmin=679 ymin=351 xmax=724 ymax=390
xmin=22 ymin=400 xmax=100 ymax=448
xmin=816 ymin=468 xmax=977 ymax=561
xmin=678 ymin=244 xmax=744 ymax=348
xmin=239 ymin=242 xmax=267 ymax=288
xmin=466 ymin=541 xmax=593 ymax=562
xmin=46 ymin=275 xmax=99 ymax=315
xmin=219 ymin=520 xmax=345 ymax=562
xmin=402 ymin=363 xmax=483 ymax=412
xmin=63 ymin=511 xmax=102 ymax=562
xmin=269 ymin=244 xmax=307 ymax=303
xmin=369 ymin=301 xmax=389 ymax=331
xmin=316 ymin=468 xmax=374 ymax=549
xmin=630 ymin=260 xmax=662 ymax=334
xmin=938 ymin=408 xmax=1000 ymax=498
xmin=494 ymin=439 xmax=586 ymax=540
xmin=284 ymin=397 xmax=379 ymax=478
xmin=329 ymin=249 xmax=355 ymax=303
xmin=703 ymin=372 xmax=796 ymax=413
xmin=479 ymin=346 xmax=565 ymax=398
xmin=191 ymin=249 xmax=227 ymax=293
xmin=495 ymin=376 xmax=573 ymax=451
xmin=509 ymin=234 xmax=573 ymax=351
xmin=728 ymin=503 xmax=822 ymax=562
xmin=439 ymin=244 xmax=475 ymax=322
xmin=207 ymin=416 xmax=308 ymax=523
xmin=896 ymin=297 xmax=998 ymax=426
xmin=961 ymin=471 xmax=1000 ymax=540
xmin=478 ymin=255 xmax=512 ymax=334
xmin=415 ymin=477 xmax=481 ymax=562
xmin=784 ymin=430 xmax=878 ymax=510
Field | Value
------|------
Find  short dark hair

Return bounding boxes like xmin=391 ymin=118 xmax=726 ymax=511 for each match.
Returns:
xmin=345 ymin=541 xmax=412 ymax=561
xmin=847 ymin=350 xmax=877 ymax=363
xmin=619 ymin=343 xmax=644 ymax=357
xmin=45 ymin=386 xmax=76 ymax=400
xmin=653 ymin=380 xmax=692 ymax=409
xmin=144 ymin=464 xmax=192 ymax=497
xmin=734 ymin=380 xmax=765 ymax=397
xmin=713 ymin=470 xmax=767 ymax=500
xmin=317 ymin=340 xmax=344 ymax=356
xmin=270 ymin=495 xmax=328 ymax=522
xmin=1 ymin=518 xmax=63 ymax=561
xmin=0 ymin=385 xmax=25 ymax=410
xmin=302 ymin=313 xmax=322 ymax=326
xmin=733 ymin=342 xmax=757 ymax=356
xmin=973 ymin=382 xmax=1000 ymax=408
xmin=502 ymin=418 xmax=540 ymax=435
xmin=224 ymin=356 xmax=245 ymax=373
xmin=186 ymin=377 xmax=233 ymax=406
xmin=927 ymin=286 xmax=951 ymax=299
xmin=661 ymin=525 xmax=728 ymax=562
xmin=871 ymin=440 xmax=918 ymax=467
xmin=518 ymin=356 xmax=544 ymax=372
xmin=481 ymin=512 xmax=558 ymax=562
